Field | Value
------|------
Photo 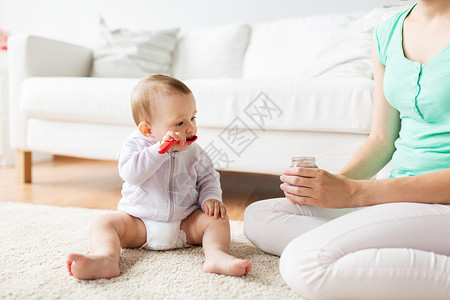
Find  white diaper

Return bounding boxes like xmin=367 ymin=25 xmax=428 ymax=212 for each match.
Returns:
xmin=141 ymin=219 xmax=189 ymax=250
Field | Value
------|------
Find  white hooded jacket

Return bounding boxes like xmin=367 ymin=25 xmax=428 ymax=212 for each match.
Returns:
xmin=117 ymin=130 xmax=222 ymax=222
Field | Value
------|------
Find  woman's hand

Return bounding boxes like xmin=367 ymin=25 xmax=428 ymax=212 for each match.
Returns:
xmin=202 ymin=199 xmax=227 ymax=219
xmin=279 ymin=167 xmax=361 ymax=208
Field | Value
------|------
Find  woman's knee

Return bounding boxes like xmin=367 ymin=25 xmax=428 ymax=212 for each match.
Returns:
xmin=243 ymin=201 xmax=259 ymax=227
xmin=243 ymin=200 xmax=268 ymax=240
xmin=243 ymin=198 xmax=287 ymax=255
xmin=244 ymin=198 xmax=301 ymax=230
xmin=279 ymin=238 xmax=326 ymax=299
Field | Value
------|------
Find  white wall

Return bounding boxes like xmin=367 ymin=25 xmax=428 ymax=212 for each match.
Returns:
xmin=0 ymin=0 xmax=415 ymax=47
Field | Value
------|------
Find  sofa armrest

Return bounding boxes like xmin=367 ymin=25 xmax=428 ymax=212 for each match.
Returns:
xmin=8 ymin=35 xmax=92 ymax=150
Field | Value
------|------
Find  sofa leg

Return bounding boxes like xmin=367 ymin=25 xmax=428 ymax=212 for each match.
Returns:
xmin=16 ymin=150 xmax=32 ymax=183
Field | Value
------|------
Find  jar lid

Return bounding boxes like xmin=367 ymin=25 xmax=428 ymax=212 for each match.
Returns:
xmin=291 ymin=156 xmax=315 ymax=161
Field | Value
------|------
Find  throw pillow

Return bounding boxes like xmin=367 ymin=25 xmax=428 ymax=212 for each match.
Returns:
xmin=241 ymin=15 xmax=346 ymax=79
xmin=303 ymin=13 xmax=373 ymax=79
xmin=304 ymin=5 xmax=411 ymax=79
xmin=171 ymin=23 xmax=250 ymax=80
xmin=91 ymin=17 xmax=179 ymax=78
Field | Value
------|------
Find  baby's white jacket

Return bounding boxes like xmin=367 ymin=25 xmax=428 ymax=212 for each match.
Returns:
xmin=117 ymin=130 xmax=222 ymax=222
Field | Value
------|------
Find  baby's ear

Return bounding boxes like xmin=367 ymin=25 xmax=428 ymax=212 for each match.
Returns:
xmin=138 ymin=122 xmax=152 ymax=137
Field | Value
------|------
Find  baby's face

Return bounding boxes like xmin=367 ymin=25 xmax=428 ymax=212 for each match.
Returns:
xmin=150 ymin=93 xmax=198 ymax=142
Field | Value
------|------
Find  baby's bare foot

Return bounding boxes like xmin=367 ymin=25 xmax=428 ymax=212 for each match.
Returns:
xmin=203 ymin=252 xmax=251 ymax=276
xmin=67 ymin=253 xmax=120 ymax=280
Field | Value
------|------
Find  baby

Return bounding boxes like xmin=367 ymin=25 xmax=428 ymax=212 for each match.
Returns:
xmin=67 ymin=74 xmax=251 ymax=279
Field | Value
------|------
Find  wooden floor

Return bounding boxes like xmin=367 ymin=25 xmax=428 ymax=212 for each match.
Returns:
xmin=0 ymin=156 xmax=284 ymax=221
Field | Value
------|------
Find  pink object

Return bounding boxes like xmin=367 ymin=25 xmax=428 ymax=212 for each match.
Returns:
xmin=0 ymin=29 xmax=8 ymax=51
xmin=157 ymin=135 xmax=198 ymax=154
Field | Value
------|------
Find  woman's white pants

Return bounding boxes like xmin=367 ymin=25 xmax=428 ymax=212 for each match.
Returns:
xmin=244 ymin=198 xmax=450 ymax=299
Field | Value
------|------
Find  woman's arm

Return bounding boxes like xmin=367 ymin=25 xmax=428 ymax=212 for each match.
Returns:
xmin=357 ymin=168 xmax=450 ymax=205
xmin=338 ymin=44 xmax=401 ymax=180
xmin=280 ymin=167 xmax=450 ymax=207
xmin=279 ymin=43 xmax=450 ymax=207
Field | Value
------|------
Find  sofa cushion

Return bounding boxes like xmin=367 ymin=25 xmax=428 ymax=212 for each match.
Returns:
xmin=172 ymin=23 xmax=250 ymax=80
xmin=21 ymin=77 xmax=139 ymax=125
xmin=302 ymin=15 xmax=373 ymax=79
xmin=242 ymin=13 xmax=362 ymax=79
xmin=91 ymin=18 xmax=179 ymax=78
xmin=21 ymin=76 xmax=373 ymax=134
xmin=186 ymin=77 xmax=373 ymax=134
xmin=242 ymin=6 xmax=410 ymax=80
xmin=302 ymin=5 xmax=411 ymax=79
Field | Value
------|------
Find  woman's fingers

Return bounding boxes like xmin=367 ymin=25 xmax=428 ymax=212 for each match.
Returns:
xmin=284 ymin=167 xmax=318 ymax=177
xmin=280 ymin=174 xmax=314 ymax=188
xmin=280 ymin=182 xmax=314 ymax=198
xmin=283 ymin=190 xmax=314 ymax=205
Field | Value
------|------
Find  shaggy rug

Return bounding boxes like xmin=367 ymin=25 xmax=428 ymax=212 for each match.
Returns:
xmin=0 ymin=202 xmax=303 ymax=299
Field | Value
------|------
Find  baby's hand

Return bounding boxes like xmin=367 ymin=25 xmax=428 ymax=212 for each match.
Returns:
xmin=202 ymin=199 xmax=227 ymax=219
xmin=162 ymin=131 xmax=189 ymax=152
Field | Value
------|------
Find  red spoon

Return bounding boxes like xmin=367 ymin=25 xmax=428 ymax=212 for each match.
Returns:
xmin=157 ymin=135 xmax=198 ymax=154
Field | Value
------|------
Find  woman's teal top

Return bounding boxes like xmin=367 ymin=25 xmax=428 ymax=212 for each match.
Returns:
xmin=373 ymin=4 xmax=450 ymax=178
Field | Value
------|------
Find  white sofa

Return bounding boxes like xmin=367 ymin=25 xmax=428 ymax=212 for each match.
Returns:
xmin=8 ymin=5 xmax=407 ymax=182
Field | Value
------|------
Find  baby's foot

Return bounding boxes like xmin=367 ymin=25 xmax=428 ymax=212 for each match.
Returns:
xmin=67 ymin=253 xmax=120 ymax=280
xmin=203 ymin=252 xmax=252 ymax=276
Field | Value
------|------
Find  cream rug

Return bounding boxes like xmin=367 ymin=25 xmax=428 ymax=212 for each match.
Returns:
xmin=0 ymin=202 xmax=303 ymax=299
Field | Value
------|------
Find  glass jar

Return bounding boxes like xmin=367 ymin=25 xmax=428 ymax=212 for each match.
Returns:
xmin=290 ymin=156 xmax=318 ymax=168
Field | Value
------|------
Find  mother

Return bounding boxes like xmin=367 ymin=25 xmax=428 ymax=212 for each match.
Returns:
xmin=244 ymin=1 xmax=450 ymax=299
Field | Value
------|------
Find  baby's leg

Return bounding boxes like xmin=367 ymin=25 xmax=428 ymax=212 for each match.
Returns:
xmin=181 ymin=209 xmax=251 ymax=276
xmin=67 ymin=211 xmax=146 ymax=280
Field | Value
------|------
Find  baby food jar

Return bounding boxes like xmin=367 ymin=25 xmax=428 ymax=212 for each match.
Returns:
xmin=290 ymin=156 xmax=318 ymax=168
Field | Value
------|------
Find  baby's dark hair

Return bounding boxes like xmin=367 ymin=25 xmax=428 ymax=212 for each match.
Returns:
xmin=131 ymin=74 xmax=192 ymax=126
